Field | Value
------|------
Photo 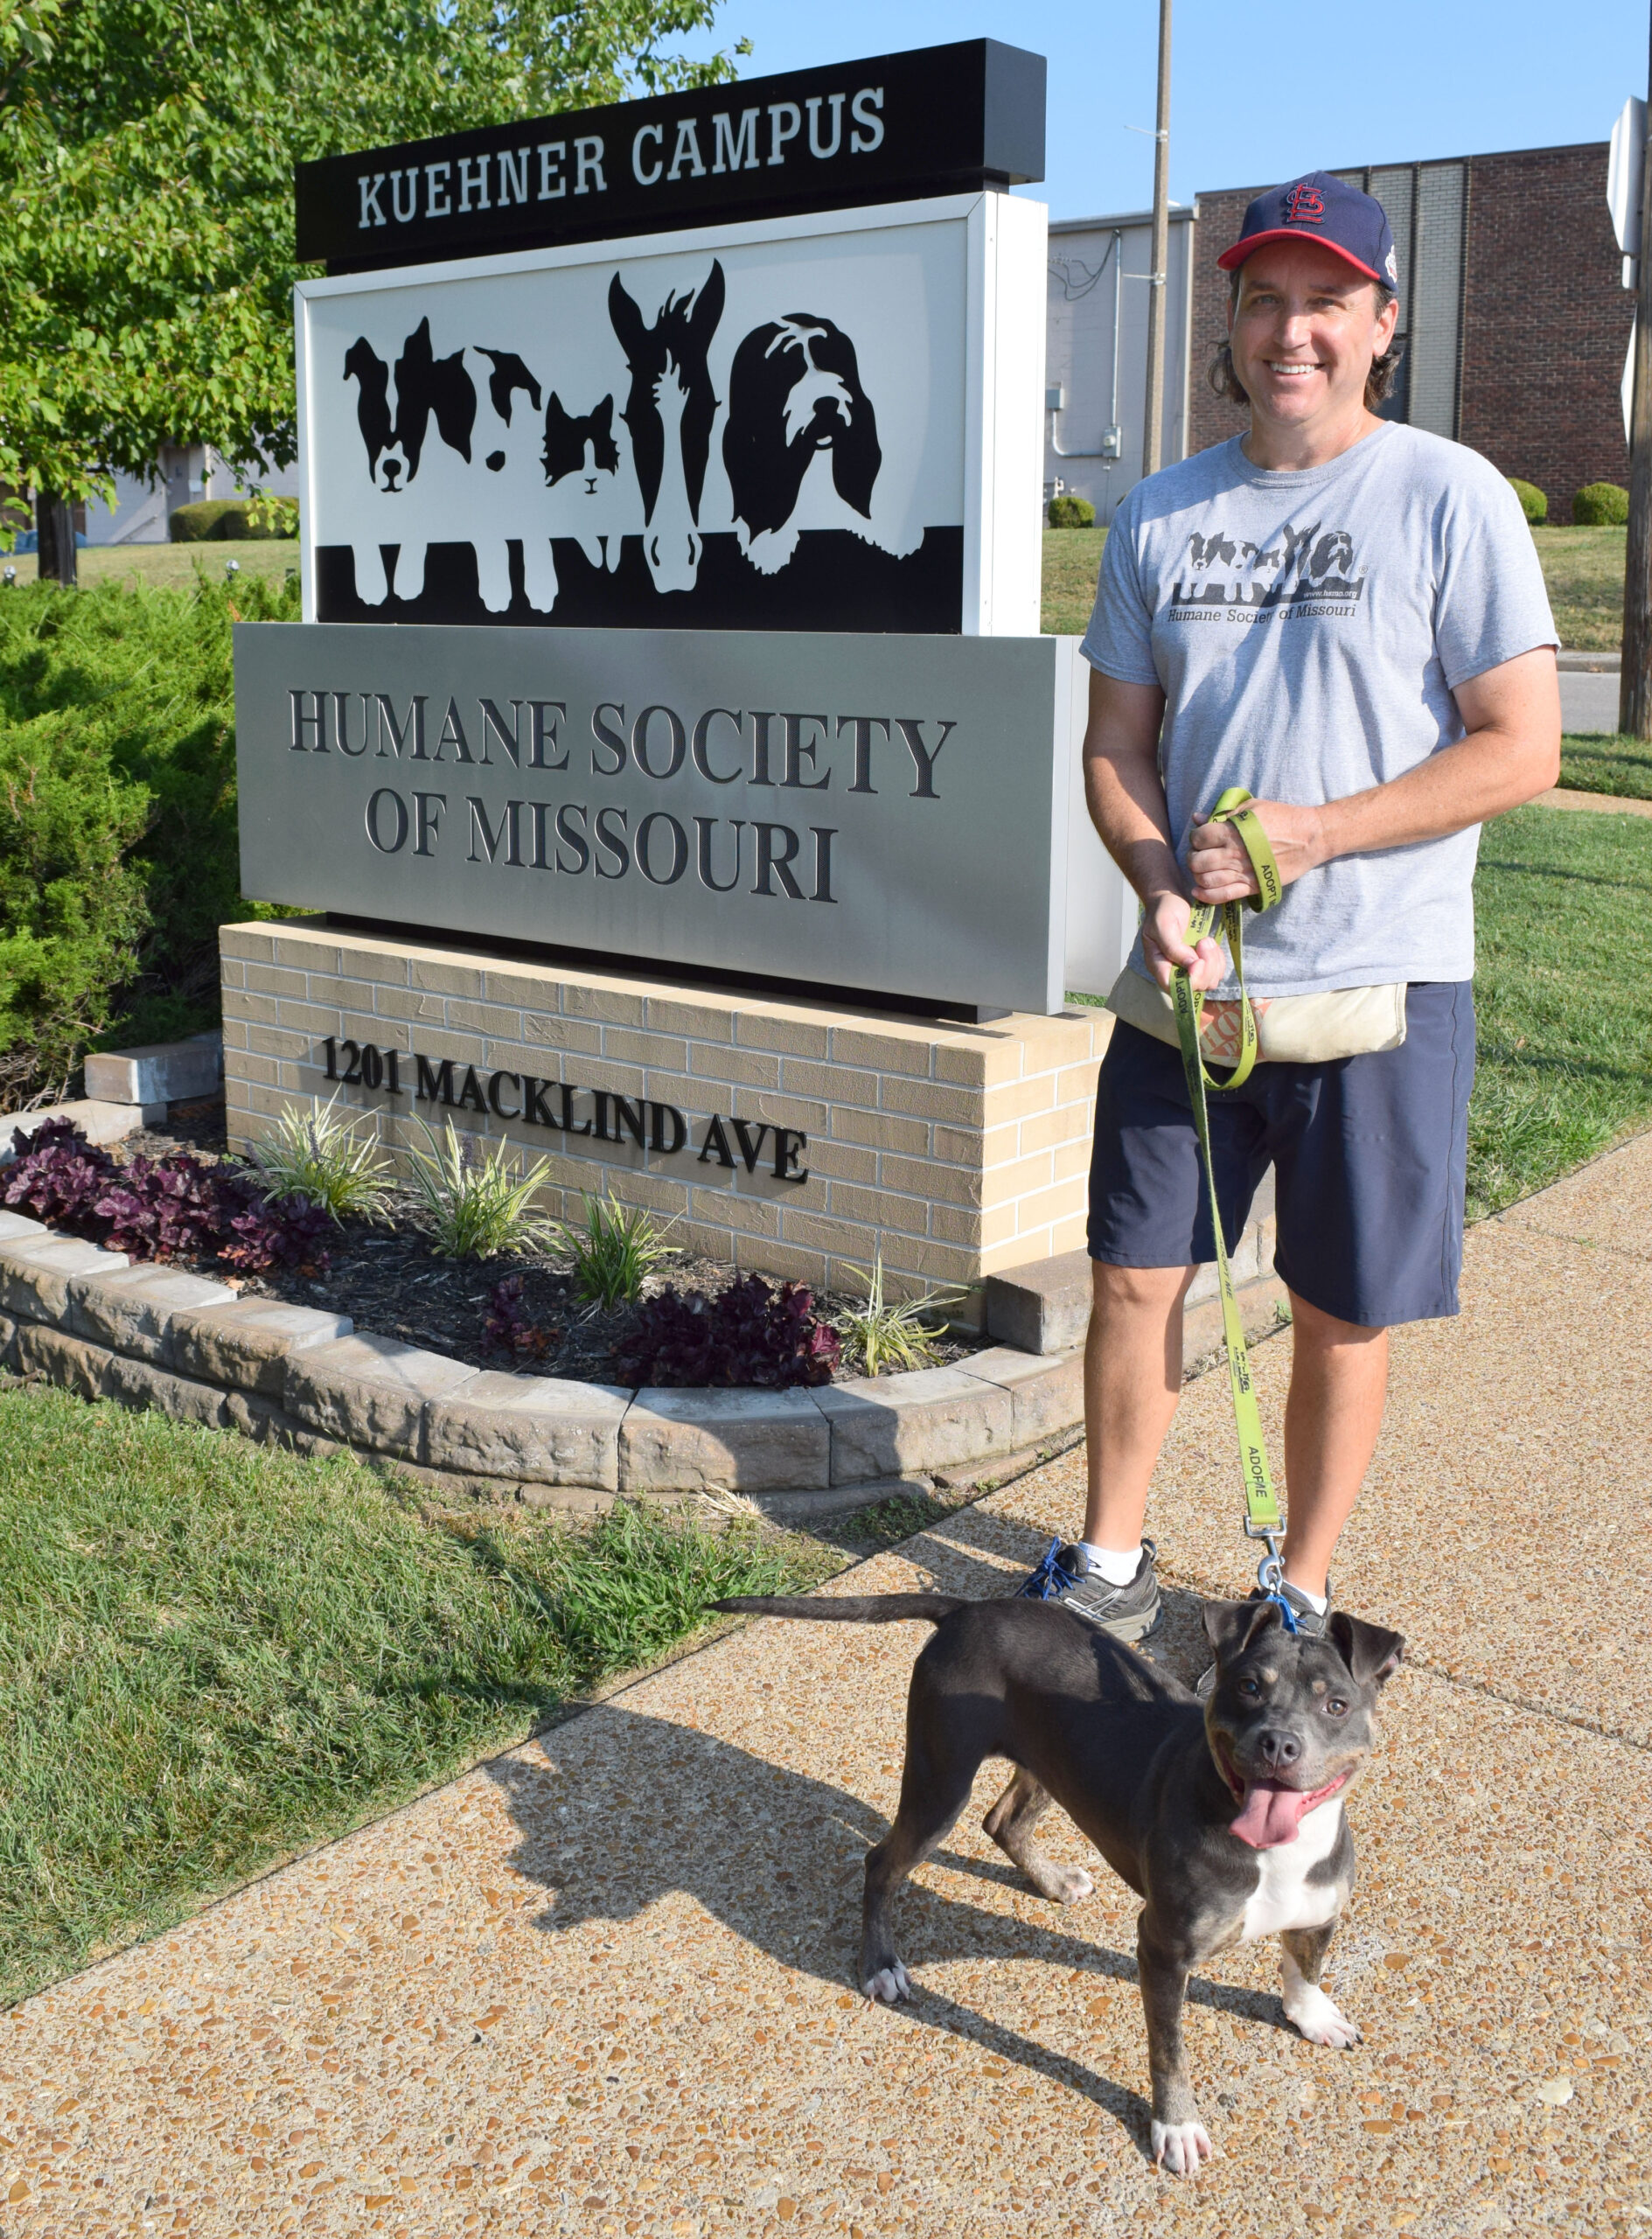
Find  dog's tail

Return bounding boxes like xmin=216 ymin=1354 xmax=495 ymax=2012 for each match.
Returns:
xmin=712 ymin=1593 xmax=965 ymax=1626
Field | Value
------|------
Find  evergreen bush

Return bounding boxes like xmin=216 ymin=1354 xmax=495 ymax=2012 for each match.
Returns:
xmin=1047 ymin=494 xmax=1097 ymax=528
xmin=1572 ymin=482 xmax=1630 ymax=527
xmin=0 ymin=571 xmax=299 ymax=1100
xmin=170 ymin=499 xmax=296 ymax=542
xmin=1508 ymin=478 xmax=1547 ymax=525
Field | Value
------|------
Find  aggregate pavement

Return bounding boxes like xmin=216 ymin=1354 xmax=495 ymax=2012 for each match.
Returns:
xmin=4 ymin=1140 xmax=1651 ymax=2239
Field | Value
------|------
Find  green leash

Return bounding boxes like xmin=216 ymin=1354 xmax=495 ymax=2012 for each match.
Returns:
xmin=1167 ymin=788 xmax=1293 ymax=1595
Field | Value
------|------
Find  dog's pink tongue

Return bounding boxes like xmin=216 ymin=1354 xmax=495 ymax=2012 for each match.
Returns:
xmin=1230 ymin=1780 xmax=1314 ymax=1849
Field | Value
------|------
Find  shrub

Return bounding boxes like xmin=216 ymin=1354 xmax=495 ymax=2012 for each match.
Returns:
xmin=1573 ymin=482 xmax=1630 ymax=527
xmin=1 ymin=1116 xmax=330 ymax=1272
xmin=555 ymin=1189 xmax=677 ymax=1310
xmin=1048 ymin=494 xmax=1096 ymax=529
xmin=404 ymin=1117 xmax=557 ymax=1259
xmin=0 ymin=571 xmax=301 ymax=1101
xmin=244 ymin=1092 xmax=394 ymax=1224
xmin=1509 ymin=478 xmax=1547 ymax=525
xmin=835 ymin=1254 xmax=965 ymax=1378
xmin=614 ymin=1274 xmax=841 ymax=1389
xmin=169 ymin=499 xmax=297 ymax=543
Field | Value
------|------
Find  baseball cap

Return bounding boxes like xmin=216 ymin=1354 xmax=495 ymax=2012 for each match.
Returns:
xmin=1216 ymin=171 xmax=1398 ymax=289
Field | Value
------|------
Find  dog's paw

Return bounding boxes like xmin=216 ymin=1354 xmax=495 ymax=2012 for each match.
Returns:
xmin=1151 ymin=2119 xmax=1213 ymax=2175
xmin=861 ymin=1961 xmax=912 ymax=2005
xmin=1039 ymin=1865 xmax=1094 ymax=1906
xmin=1284 ymin=1981 xmax=1361 ymax=2049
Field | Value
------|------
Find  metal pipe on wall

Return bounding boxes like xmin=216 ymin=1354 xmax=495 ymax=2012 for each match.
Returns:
xmin=1140 ymin=0 xmax=1173 ymax=479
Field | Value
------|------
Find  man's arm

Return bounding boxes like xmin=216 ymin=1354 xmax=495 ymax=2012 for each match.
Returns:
xmin=1081 ymin=666 xmax=1230 ymax=992
xmin=1187 ymin=645 xmax=1562 ymax=905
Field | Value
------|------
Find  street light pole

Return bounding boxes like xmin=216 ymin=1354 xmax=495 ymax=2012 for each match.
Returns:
xmin=1621 ymin=2 xmax=1652 ymax=736
xmin=1140 ymin=0 xmax=1173 ymax=479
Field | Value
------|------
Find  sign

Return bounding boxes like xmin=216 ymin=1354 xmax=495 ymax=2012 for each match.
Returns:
xmin=296 ymin=192 xmax=1045 ymax=635
xmin=1610 ymin=94 xmax=1647 ymax=286
xmin=295 ymin=40 xmax=1045 ymax=274
xmin=232 ymin=623 xmax=1080 ymax=1015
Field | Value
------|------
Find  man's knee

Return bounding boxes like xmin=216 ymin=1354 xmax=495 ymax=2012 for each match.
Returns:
xmin=1286 ymin=1287 xmax=1388 ymax=1350
xmin=1091 ymin=1259 xmax=1195 ymax=1315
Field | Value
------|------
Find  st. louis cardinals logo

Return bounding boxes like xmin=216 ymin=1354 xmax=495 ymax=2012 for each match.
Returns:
xmin=1284 ymin=182 xmax=1326 ymax=224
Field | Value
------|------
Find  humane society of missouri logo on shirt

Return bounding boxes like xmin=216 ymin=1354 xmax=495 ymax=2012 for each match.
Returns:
xmin=1170 ymin=520 xmax=1363 ymax=622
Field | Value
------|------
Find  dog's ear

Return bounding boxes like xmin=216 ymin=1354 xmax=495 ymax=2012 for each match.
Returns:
xmin=1202 ymin=1597 xmax=1281 ymax=1665
xmin=1328 ymin=1611 xmax=1405 ymax=1689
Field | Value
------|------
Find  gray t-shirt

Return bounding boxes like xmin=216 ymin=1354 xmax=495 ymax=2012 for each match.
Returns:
xmin=1081 ymin=422 xmax=1558 ymax=995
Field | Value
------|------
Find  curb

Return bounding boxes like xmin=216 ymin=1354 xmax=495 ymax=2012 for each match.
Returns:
xmin=0 ymin=1211 xmax=1092 ymax=1502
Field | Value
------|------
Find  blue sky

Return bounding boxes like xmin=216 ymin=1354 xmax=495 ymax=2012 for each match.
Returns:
xmin=681 ymin=1 xmax=1651 ymax=223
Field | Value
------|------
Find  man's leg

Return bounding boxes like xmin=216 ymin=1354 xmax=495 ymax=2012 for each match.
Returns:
xmin=1279 ymin=1292 xmax=1389 ymax=1601
xmin=1081 ymin=1259 xmax=1195 ymax=1551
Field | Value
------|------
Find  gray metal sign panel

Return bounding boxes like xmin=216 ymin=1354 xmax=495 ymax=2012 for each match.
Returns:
xmin=234 ymin=622 xmax=1075 ymax=1015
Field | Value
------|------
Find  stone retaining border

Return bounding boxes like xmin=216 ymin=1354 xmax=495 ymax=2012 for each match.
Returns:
xmin=0 ymin=1210 xmax=1084 ymax=1507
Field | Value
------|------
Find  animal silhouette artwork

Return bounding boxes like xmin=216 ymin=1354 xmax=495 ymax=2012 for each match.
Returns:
xmin=721 ymin=315 xmax=882 ymax=573
xmin=312 ymin=234 xmax=965 ymax=629
xmin=606 ymin=262 xmax=725 ymax=596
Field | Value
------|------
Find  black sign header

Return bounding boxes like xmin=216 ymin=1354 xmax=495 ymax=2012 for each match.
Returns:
xmin=294 ymin=40 xmax=1045 ymax=274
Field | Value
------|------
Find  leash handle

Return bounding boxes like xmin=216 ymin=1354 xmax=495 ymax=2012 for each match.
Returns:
xmin=1168 ymin=788 xmax=1285 ymax=1544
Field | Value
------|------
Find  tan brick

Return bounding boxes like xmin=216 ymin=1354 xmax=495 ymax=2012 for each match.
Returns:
xmin=878 ymin=1075 xmax=982 ymax=1126
xmin=750 ymin=1092 xmax=829 ymax=1136
xmin=371 ymin=985 xmax=453 ymax=1028
xmin=784 ymin=1057 xmax=880 ymax=1106
xmin=444 ymin=999 xmax=527 ymax=1038
xmin=220 ymin=957 xmax=246 ymax=990
xmin=929 ymin=1039 xmax=989 ymax=1086
xmin=275 ymin=998 xmax=346 ymax=1037
xmin=234 ymin=1051 xmax=282 ymax=1089
xmin=989 ymin=1150 xmax=1056 ymax=1205
xmin=226 ymin=990 xmax=282 ymax=1029
xmin=982 ymin=1073 xmax=1057 ymax=1124
xmin=929 ymin=1203 xmax=986 ymax=1249
xmin=672 ymin=1215 xmax=738 ymax=1262
xmin=408 ymin=957 xmax=484 ymax=999
xmin=829 ymin=1104 xmax=927 ymax=1154
xmin=480 ymin=967 xmax=565 ymax=1012
xmin=957 ymin=1032 xmax=1031 ymax=1085
xmin=219 ymin=926 xmax=277 ymax=963
xmin=717 ymin=1190 xmax=784 ymax=1242
xmin=250 ymin=1024 xmax=317 ymax=1062
xmin=1057 ymin=1057 xmax=1106 ymax=1105
xmin=1053 ymin=1135 xmax=1091 ymax=1183
xmin=733 ymin=1236 xmax=827 ymax=1290
xmin=781 ymin=1208 xmax=886 ymax=1262
xmin=829 ymin=1024 xmax=934 ymax=1075
xmin=690 ymin=1044 xmax=780 ymax=1091
xmin=602 ymin=1027 xmax=690 ymax=1071
xmin=516 ymin=1011 xmax=604 ymax=1057
xmin=1049 ymin=1210 xmax=1089 ymax=1257
xmin=1014 ymin=1180 xmax=1084 ymax=1237
xmin=1019 ymin=1103 xmax=1084 ymax=1157
xmin=880 ymin=1154 xmax=981 ymax=1209
xmin=735 ymin=1012 xmax=832 ymax=1059
xmin=245 ymin=962 xmax=310 ymax=1000
xmin=875 ymin=1234 xmax=979 ymax=1287
xmin=644 ymin=994 xmax=735 ymax=1041
xmin=628 ymin=1070 xmax=724 ymax=1118
xmin=220 ymin=1017 xmax=249 ymax=1051
xmin=982 ymin=1203 xmax=1021 ymax=1250
xmin=302 ymin=973 xmax=357 ymax=1008
xmin=562 ymin=981 xmax=646 ymax=1027
xmin=335 ymin=942 xmax=411 ymax=983
xmin=825 ymin=1181 xmax=931 ymax=1238
xmin=572 ymin=1057 xmax=648 ymax=1100
xmin=795 ymin=1138 xmax=876 ymax=1186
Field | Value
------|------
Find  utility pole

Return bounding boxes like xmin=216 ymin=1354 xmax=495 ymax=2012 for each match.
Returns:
xmin=1140 ymin=0 xmax=1173 ymax=478
xmin=1621 ymin=2 xmax=1652 ymax=736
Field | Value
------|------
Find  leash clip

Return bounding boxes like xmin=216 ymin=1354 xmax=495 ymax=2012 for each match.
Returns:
xmin=1252 ymin=1534 xmax=1302 ymax=1635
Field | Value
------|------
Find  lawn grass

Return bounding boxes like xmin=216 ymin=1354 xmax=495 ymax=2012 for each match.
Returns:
xmin=2 ymin=541 xmax=299 ymax=593
xmin=0 ymin=1388 xmax=835 ymax=2006
xmin=1558 ymin=731 xmax=1652 ymax=801
xmin=1530 ymin=525 xmax=1624 ymax=651
xmin=1467 ymin=803 xmax=1652 ymax=1217
xmin=1040 ymin=522 xmax=1625 ymax=649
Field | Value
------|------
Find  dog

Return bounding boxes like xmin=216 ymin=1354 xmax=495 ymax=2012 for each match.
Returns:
xmin=721 ymin=312 xmax=882 ymax=573
xmin=713 ymin=1590 xmax=1403 ymax=2173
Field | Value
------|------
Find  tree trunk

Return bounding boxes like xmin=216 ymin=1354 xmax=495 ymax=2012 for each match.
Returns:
xmin=33 ymin=492 xmax=78 ymax=587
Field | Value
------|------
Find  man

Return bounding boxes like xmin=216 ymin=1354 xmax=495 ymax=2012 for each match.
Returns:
xmin=1022 ymin=171 xmax=1560 ymax=1642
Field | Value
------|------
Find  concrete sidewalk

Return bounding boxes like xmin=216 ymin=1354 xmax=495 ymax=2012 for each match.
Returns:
xmin=6 ymin=1142 xmax=1652 ymax=2238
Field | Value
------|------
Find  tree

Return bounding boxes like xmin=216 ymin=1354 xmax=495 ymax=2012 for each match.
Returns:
xmin=0 ymin=0 xmax=744 ymax=548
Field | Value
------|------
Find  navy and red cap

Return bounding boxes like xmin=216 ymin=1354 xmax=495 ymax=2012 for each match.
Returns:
xmin=1216 ymin=171 xmax=1398 ymax=289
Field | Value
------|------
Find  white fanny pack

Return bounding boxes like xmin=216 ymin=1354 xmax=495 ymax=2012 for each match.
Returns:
xmin=1105 ymin=966 xmax=1408 ymax=1065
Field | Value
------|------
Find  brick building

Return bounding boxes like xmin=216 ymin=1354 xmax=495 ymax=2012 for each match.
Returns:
xmin=1185 ymin=143 xmax=1631 ymax=523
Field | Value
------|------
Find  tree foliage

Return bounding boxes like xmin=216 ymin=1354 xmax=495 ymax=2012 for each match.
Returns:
xmin=0 ymin=0 xmax=743 ymax=529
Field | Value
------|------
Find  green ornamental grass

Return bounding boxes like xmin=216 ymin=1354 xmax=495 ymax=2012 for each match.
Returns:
xmin=556 ymin=1189 xmax=678 ymax=1310
xmin=243 ymin=1091 xmax=394 ymax=1224
xmin=403 ymin=1114 xmax=558 ymax=1259
xmin=835 ymin=1253 xmax=965 ymax=1378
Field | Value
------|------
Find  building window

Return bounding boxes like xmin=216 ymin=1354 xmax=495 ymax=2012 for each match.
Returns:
xmin=1335 ymin=160 xmax=1467 ymax=438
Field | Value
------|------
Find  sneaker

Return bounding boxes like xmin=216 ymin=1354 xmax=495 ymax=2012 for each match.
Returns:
xmin=1015 ymin=1536 xmax=1162 ymax=1643
xmin=1195 ymin=1578 xmax=1330 ymax=1698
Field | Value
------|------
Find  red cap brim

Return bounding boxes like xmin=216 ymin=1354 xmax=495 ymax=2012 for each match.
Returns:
xmin=1216 ymin=228 xmax=1384 ymax=282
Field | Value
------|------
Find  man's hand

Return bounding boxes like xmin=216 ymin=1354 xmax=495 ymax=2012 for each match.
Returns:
xmin=1188 ymin=799 xmax=1327 ymax=904
xmin=1142 ymin=892 xmax=1227 ymax=991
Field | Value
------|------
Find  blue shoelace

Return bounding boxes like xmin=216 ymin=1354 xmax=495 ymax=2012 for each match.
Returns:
xmin=1019 ymin=1536 xmax=1077 ymax=1601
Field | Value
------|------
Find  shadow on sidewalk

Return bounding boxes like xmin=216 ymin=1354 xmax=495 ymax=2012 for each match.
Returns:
xmin=482 ymin=1638 xmax=1289 ymax=2157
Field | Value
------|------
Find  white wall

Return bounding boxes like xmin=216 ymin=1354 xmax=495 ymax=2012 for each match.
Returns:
xmin=84 ymin=447 xmax=301 ymax=546
xmin=1043 ymin=205 xmax=1195 ymax=525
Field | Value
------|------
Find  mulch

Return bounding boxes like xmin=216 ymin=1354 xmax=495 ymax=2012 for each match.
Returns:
xmin=104 ymin=1096 xmax=986 ymax=1386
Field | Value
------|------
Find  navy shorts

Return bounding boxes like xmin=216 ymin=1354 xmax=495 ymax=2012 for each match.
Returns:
xmin=1086 ymin=982 xmax=1475 ymax=1329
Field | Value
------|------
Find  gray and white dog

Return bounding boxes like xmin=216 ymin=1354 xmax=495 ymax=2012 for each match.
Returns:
xmin=714 ymin=1588 xmax=1403 ymax=2173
